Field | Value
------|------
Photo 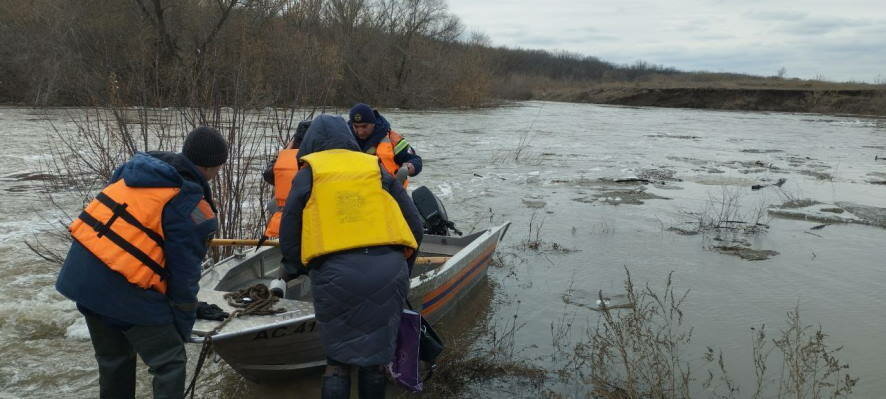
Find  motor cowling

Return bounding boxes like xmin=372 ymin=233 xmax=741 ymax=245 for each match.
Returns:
xmin=411 ymin=186 xmax=461 ymax=236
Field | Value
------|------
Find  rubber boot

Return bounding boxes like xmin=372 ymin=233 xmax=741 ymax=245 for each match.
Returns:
xmin=321 ymin=374 xmax=350 ymax=399
xmin=357 ymin=365 xmax=387 ymax=399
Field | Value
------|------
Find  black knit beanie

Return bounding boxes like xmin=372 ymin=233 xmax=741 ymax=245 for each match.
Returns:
xmin=182 ymin=126 xmax=228 ymax=167
xmin=348 ymin=103 xmax=376 ymax=124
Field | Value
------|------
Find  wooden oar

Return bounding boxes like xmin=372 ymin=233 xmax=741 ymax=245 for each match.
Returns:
xmin=210 ymin=239 xmax=449 ymax=265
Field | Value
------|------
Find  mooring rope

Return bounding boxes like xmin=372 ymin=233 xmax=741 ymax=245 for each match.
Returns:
xmin=184 ymin=283 xmax=286 ymax=398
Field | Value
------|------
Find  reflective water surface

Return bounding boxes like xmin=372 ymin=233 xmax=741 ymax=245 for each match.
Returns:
xmin=1 ymin=102 xmax=885 ymax=397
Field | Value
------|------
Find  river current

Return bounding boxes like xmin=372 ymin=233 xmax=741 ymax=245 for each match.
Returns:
xmin=1 ymin=102 xmax=884 ymax=397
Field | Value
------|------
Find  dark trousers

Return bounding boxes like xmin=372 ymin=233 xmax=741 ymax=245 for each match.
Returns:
xmin=83 ymin=313 xmax=187 ymax=399
xmin=322 ymin=358 xmax=387 ymax=399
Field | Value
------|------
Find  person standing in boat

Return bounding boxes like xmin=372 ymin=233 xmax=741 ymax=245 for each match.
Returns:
xmin=55 ymin=127 xmax=227 ymax=398
xmin=278 ymin=114 xmax=424 ymax=398
xmin=261 ymin=119 xmax=311 ymax=241
xmin=348 ymin=103 xmax=423 ymax=186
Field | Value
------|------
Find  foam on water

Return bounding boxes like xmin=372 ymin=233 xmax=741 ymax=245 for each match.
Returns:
xmin=64 ymin=318 xmax=90 ymax=341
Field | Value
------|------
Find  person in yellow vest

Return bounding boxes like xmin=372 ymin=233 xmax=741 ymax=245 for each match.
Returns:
xmin=261 ymin=120 xmax=311 ymax=239
xmin=278 ymin=115 xmax=423 ymax=399
xmin=348 ymin=103 xmax=423 ymax=186
xmin=55 ymin=126 xmax=227 ymax=398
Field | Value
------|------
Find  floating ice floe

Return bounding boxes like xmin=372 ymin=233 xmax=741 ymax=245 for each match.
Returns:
xmin=521 ymin=198 xmax=546 ymax=208
xmin=768 ymin=201 xmax=886 ymax=228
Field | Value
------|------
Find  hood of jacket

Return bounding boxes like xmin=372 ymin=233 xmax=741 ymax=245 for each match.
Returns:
xmin=298 ymin=114 xmax=360 ymax=158
xmin=116 ymin=152 xmax=183 ymax=188
xmin=143 ymin=151 xmax=216 ymax=210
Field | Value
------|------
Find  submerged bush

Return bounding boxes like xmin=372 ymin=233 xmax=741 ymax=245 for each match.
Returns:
xmin=551 ymin=268 xmax=856 ymax=398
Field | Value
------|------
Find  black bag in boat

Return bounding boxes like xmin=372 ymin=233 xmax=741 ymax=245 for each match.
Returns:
xmin=405 ymin=298 xmax=445 ymax=380
xmin=419 ymin=316 xmax=444 ymax=364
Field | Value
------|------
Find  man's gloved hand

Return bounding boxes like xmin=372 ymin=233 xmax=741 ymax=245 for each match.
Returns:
xmin=196 ymin=301 xmax=229 ymax=321
xmin=396 ymin=165 xmax=410 ymax=185
xmin=278 ymin=261 xmax=307 ymax=282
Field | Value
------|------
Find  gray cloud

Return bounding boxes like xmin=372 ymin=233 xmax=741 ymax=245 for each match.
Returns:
xmin=447 ymin=0 xmax=886 ymax=82
xmin=776 ymin=17 xmax=863 ymax=35
xmin=745 ymin=10 xmax=807 ymax=21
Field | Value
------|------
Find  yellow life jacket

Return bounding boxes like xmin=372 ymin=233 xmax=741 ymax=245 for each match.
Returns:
xmin=69 ymin=179 xmax=182 ymax=293
xmin=264 ymin=148 xmax=299 ymax=238
xmin=300 ymin=149 xmax=417 ymax=265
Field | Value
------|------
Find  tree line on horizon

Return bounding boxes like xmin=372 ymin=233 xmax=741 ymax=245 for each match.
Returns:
xmin=1 ymin=0 xmax=725 ymax=108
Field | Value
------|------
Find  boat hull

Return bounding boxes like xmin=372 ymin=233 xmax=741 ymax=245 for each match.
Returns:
xmin=195 ymin=222 xmax=509 ymax=382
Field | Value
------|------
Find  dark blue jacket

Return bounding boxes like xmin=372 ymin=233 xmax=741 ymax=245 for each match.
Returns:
xmin=350 ymin=111 xmax=423 ymax=176
xmin=280 ymin=115 xmax=424 ymax=274
xmin=279 ymin=115 xmax=423 ymax=365
xmin=56 ymin=152 xmax=217 ymax=339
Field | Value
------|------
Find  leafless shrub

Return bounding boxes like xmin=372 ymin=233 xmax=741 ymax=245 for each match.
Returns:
xmin=514 ymin=213 xmax=577 ymax=254
xmin=552 ymin=269 xmax=857 ymax=398
xmin=423 ymin=280 xmax=545 ymax=398
xmin=24 ymin=102 xmax=315 ymax=262
xmin=521 ymin=212 xmax=545 ymax=250
xmin=585 ymin=268 xmax=693 ymax=398
xmin=772 ymin=308 xmax=857 ymax=398
xmin=687 ymin=186 xmax=771 ymax=234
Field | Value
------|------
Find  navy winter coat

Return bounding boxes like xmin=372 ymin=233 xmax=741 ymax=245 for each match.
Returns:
xmin=279 ymin=115 xmax=423 ymax=365
xmin=56 ymin=152 xmax=217 ymax=340
xmin=350 ymin=111 xmax=423 ymax=176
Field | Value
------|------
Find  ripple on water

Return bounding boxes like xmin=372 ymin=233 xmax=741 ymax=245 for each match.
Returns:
xmin=2 ymin=104 xmax=886 ymax=396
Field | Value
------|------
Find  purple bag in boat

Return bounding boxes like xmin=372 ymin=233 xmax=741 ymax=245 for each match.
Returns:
xmin=387 ymin=309 xmax=422 ymax=392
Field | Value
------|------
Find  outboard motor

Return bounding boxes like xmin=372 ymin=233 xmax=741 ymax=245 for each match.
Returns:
xmin=411 ymin=186 xmax=461 ymax=236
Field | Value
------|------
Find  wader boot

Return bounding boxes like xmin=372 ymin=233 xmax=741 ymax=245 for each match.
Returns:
xmin=322 ymin=362 xmax=351 ymax=399
xmin=357 ymin=365 xmax=387 ymax=399
xmin=84 ymin=313 xmax=187 ymax=398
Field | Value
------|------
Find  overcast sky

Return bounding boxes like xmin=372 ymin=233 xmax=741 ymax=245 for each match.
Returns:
xmin=446 ymin=0 xmax=886 ymax=82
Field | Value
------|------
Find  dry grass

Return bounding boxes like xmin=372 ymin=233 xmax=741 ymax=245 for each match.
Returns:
xmin=549 ymin=268 xmax=857 ymax=398
xmin=420 ymin=283 xmax=546 ymax=398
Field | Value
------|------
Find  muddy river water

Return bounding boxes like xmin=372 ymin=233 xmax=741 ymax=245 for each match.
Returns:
xmin=1 ymin=102 xmax=885 ymax=397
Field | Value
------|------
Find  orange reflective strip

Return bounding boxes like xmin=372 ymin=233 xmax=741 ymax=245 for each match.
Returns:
xmin=192 ymin=200 xmax=215 ymax=224
xmin=420 ymin=245 xmax=495 ymax=317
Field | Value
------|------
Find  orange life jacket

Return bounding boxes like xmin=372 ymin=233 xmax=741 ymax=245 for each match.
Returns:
xmin=367 ymin=130 xmax=408 ymax=187
xmin=264 ymin=148 xmax=299 ymax=238
xmin=69 ymin=179 xmax=181 ymax=293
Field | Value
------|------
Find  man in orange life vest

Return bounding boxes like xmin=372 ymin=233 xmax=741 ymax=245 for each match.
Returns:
xmin=55 ymin=127 xmax=227 ymax=398
xmin=348 ymin=103 xmax=422 ymax=186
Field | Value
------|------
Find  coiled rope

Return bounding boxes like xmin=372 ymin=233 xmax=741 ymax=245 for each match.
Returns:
xmin=185 ymin=283 xmax=286 ymax=398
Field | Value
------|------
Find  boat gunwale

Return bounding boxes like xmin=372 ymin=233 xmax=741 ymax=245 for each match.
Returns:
xmin=192 ymin=222 xmax=510 ymax=343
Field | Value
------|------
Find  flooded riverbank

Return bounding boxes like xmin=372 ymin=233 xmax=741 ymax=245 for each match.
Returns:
xmin=537 ymin=87 xmax=886 ymax=117
xmin=1 ymin=102 xmax=885 ymax=397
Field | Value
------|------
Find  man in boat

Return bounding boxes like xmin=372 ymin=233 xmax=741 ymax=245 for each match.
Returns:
xmin=278 ymin=114 xmax=423 ymax=398
xmin=55 ymin=127 xmax=227 ymax=398
xmin=261 ymin=119 xmax=311 ymax=240
xmin=348 ymin=103 xmax=423 ymax=186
